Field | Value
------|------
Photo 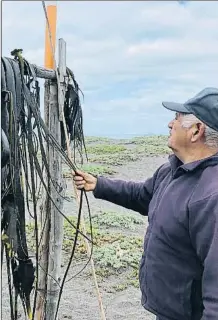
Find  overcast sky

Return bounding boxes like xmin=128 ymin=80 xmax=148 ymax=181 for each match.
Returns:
xmin=2 ymin=1 xmax=218 ymax=137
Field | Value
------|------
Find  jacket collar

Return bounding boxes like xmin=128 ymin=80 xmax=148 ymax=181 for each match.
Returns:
xmin=168 ymin=152 xmax=218 ymax=176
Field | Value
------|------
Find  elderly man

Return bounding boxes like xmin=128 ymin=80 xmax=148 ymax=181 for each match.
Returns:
xmin=74 ymin=88 xmax=218 ymax=320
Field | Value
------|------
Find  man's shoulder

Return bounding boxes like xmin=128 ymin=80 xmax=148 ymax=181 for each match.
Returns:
xmin=157 ymin=160 xmax=172 ymax=175
xmin=190 ymin=163 xmax=218 ymax=204
xmin=153 ymin=161 xmax=172 ymax=183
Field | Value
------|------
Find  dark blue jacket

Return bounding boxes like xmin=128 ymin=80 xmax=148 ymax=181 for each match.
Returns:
xmin=93 ymin=154 xmax=218 ymax=320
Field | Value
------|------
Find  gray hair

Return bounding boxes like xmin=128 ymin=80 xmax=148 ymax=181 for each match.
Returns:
xmin=180 ymin=113 xmax=218 ymax=148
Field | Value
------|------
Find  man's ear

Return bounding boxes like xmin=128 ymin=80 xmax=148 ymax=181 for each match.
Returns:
xmin=191 ymin=123 xmax=205 ymax=142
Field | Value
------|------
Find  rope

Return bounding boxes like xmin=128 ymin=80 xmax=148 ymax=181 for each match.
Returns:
xmin=41 ymin=2 xmax=107 ymax=320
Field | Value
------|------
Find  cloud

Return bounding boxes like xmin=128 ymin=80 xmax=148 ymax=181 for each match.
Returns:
xmin=2 ymin=1 xmax=218 ymax=137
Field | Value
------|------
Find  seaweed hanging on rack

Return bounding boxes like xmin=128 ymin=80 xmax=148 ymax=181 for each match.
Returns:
xmin=1 ymin=51 xmax=90 ymax=320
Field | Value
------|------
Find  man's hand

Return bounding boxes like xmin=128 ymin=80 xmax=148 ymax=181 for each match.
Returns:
xmin=73 ymin=170 xmax=97 ymax=192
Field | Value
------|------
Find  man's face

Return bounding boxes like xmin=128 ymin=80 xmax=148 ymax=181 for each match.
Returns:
xmin=167 ymin=113 xmax=191 ymax=152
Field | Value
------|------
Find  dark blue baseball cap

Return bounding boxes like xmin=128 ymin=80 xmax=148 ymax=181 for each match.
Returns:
xmin=162 ymin=87 xmax=218 ymax=132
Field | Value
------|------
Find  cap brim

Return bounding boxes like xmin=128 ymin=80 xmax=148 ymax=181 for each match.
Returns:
xmin=162 ymin=101 xmax=191 ymax=114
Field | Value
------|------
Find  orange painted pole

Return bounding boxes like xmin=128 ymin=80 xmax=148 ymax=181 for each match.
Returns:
xmin=44 ymin=5 xmax=57 ymax=69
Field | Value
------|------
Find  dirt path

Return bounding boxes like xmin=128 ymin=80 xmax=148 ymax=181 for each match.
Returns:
xmin=1 ymin=137 xmax=169 ymax=319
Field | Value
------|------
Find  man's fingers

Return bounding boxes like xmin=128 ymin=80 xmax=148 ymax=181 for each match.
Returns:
xmin=74 ymin=169 xmax=90 ymax=181
xmin=74 ymin=181 xmax=85 ymax=189
xmin=76 ymin=184 xmax=84 ymax=190
xmin=74 ymin=176 xmax=86 ymax=190
xmin=73 ymin=170 xmax=96 ymax=192
xmin=75 ymin=180 xmax=85 ymax=186
xmin=74 ymin=175 xmax=84 ymax=182
xmin=74 ymin=169 xmax=84 ymax=177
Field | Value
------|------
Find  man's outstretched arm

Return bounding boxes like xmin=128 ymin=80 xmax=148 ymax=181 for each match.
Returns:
xmin=74 ymin=166 xmax=163 ymax=215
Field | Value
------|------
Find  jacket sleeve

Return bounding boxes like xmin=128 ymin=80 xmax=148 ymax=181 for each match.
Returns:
xmin=189 ymin=193 xmax=218 ymax=319
xmin=92 ymin=166 xmax=162 ymax=216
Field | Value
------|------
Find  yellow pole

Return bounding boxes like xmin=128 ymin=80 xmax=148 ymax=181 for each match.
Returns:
xmin=44 ymin=5 xmax=57 ymax=69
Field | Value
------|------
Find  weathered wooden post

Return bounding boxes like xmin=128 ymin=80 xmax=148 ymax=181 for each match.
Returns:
xmin=35 ymin=81 xmax=51 ymax=320
xmin=46 ymin=38 xmax=67 ymax=320
xmin=36 ymin=4 xmax=66 ymax=320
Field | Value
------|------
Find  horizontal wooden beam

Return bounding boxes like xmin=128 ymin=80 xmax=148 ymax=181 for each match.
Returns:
xmin=2 ymin=59 xmax=57 ymax=80
xmin=31 ymin=64 xmax=56 ymax=79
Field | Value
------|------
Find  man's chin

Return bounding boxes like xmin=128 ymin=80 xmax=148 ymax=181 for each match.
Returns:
xmin=167 ymin=138 xmax=173 ymax=149
xmin=167 ymin=140 xmax=176 ymax=154
xmin=167 ymin=142 xmax=176 ymax=154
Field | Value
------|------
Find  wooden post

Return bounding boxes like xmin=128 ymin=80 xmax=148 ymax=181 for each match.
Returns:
xmin=35 ymin=83 xmax=51 ymax=320
xmin=45 ymin=39 xmax=67 ymax=320
xmin=57 ymin=38 xmax=67 ymax=121
xmin=36 ymin=4 xmax=62 ymax=320
xmin=45 ymin=78 xmax=64 ymax=319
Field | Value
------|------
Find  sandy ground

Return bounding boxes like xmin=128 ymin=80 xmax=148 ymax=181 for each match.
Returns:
xmin=1 ymin=145 xmax=168 ymax=319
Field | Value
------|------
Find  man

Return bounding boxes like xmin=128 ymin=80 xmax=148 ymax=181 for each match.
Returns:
xmin=74 ymin=88 xmax=218 ymax=320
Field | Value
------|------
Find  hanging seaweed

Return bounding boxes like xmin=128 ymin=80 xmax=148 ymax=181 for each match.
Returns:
xmin=61 ymin=68 xmax=87 ymax=163
xmin=1 ymin=51 xmax=90 ymax=320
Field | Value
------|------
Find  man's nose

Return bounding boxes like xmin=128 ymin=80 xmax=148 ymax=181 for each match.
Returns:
xmin=168 ymin=120 xmax=174 ymax=128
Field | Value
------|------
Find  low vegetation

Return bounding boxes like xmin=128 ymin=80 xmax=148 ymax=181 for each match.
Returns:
xmin=92 ymin=210 xmax=145 ymax=230
xmin=26 ymin=210 xmax=145 ymax=291
xmin=28 ymin=135 xmax=168 ymax=294
xmin=86 ymin=144 xmax=127 ymax=155
xmin=63 ymin=164 xmax=116 ymax=178
xmin=84 ymin=135 xmax=170 ymax=166
xmin=89 ymin=151 xmax=140 ymax=166
xmin=85 ymin=136 xmax=111 ymax=144
xmin=128 ymin=135 xmax=168 ymax=146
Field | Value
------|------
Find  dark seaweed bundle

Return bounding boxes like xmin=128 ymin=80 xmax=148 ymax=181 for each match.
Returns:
xmin=1 ymin=51 xmax=90 ymax=320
